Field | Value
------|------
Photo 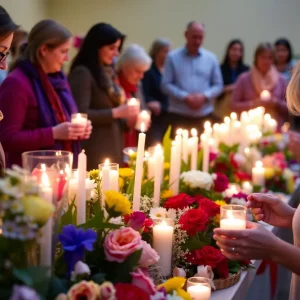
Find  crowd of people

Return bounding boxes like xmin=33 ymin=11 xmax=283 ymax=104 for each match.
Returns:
xmin=0 ymin=7 xmax=298 ymax=169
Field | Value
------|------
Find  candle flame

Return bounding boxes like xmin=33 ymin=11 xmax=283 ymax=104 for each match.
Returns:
xmin=128 ymin=149 xmax=134 ymax=156
xmin=191 ymin=128 xmax=197 ymax=137
xmin=141 ymin=110 xmax=148 ymax=117
xmin=204 ymin=121 xmax=211 ymax=129
xmin=200 ymin=133 xmax=207 ymax=141
xmin=144 ymin=151 xmax=150 ymax=158
xmin=104 ymin=159 xmax=110 ymax=166
xmin=76 ymin=113 xmax=81 ymax=118
xmin=41 ymin=172 xmax=50 ymax=187
xmin=213 ymin=123 xmax=219 ymax=130
xmin=141 ymin=122 xmax=145 ymax=133
xmin=182 ymin=129 xmax=189 ymax=138
xmin=230 ymin=112 xmax=237 ymax=120
xmin=256 ymin=161 xmax=263 ymax=168
xmin=224 ymin=116 xmax=230 ymax=124
xmin=41 ymin=164 xmax=46 ymax=172
xmin=244 ymin=147 xmax=250 ymax=154
xmin=176 ymin=128 xmax=183 ymax=135
xmin=264 ymin=113 xmax=271 ymax=120
xmin=128 ymin=98 xmax=138 ymax=105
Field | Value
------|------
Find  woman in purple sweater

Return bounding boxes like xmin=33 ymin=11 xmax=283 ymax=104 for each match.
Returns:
xmin=0 ymin=20 xmax=92 ymax=167
xmin=231 ymin=43 xmax=288 ymax=125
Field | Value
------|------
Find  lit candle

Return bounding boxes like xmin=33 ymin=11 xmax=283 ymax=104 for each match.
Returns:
xmin=242 ymin=181 xmax=253 ymax=194
xmin=187 ymin=285 xmax=211 ymax=300
xmin=153 ymin=144 xmax=164 ymax=207
xmin=128 ymin=97 xmax=140 ymax=110
xmin=39 ymin=172 xmax=53 ymax=267
xmin=77 ymin=150 xmax=87 ymax=225
xmin=169 ymin=141 xmax=177 ymax=194
xmin=71 ymin=113 xmax=88 ymax=127
xmin=153 ymin=219 xmax=174 ymax=276
xmin=252 ymin=160 xmax=265 ymax=186
xmin=220 ymin=205 xmax=247 ymax=230
xmin=182 ymin=130 xmax=189 ymax=163
xmin=133 ymin=122 xmax=146 ymax=211
xmin=220 ymin=218 xmax=246 ymax=230
xmin=204 ymin=121 xmax=212 ymax=140
xmin=230 ymin=112 xmax=237 ymax=121
xmin=201 ymin=133 xmax=209 ymax=173
xmin=190 ymin=128 xmax=198 ymax=171
xmin=260 ymin=90 xmax=271 ymax=101
xmin=100 ymin=159 xmax=119 ymax=195
xmin=136 ymin=110 xmax=151 ymax=131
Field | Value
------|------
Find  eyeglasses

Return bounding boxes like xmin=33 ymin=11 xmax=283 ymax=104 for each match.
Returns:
xmin=0 ymin=51 xmax=9 ymax=63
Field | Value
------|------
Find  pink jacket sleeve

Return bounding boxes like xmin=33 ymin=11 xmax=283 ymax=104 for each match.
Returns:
xmin=0 ymin=75 xmax=55 ymax=153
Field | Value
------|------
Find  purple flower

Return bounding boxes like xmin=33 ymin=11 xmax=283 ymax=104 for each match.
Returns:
xmin=128 ymin=211 xmax=146 ymax=231
xmin=10 ymin=285 xmax=39 ymax=300
xmin=59 ymin=225 xmax=97 ymax=276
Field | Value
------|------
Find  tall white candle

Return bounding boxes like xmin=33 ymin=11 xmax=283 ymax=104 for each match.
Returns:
xmin=187 ymin=285 xmax=211 ymax=300
xmin=153 ymin=144 xmax=164 ymax=207
xmin=252 ymin=160 xmax=265 ymax=186
xmin=169 ymin=141 xmax=177 ymax=194
xmin=39 ymin=172 xmax=53 ymax=267
xmin=147 ymin=156 xmax=155 ymax=179
xmin=220 ymin=219 xmax=246 ymax=230
xmin=201 ymin=134 xmax=209 ymax=173
xmin=182 ymin=129 xmax=189 ymax=163
xmin=77 ymin=150 xmax=87 ymax=225
xmin=153 ymin=220 xmax=174 ymax=276
xmin=173 ymin=129 xmax=182 ymax=195
xmin=133 ymin=122 xmax=146 ymax=211
xmin=191 ymin=128 xmax=198 ymax=171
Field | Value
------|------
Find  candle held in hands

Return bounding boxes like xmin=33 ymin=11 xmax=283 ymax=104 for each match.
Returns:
xmin=260 ymin=90 xmax=271 ymax=101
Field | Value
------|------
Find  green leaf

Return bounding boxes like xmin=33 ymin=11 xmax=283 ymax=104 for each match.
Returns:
xmin=228 ymin=260 xmax=240 ymax=273
xmin=47 ymin=276 xmax=70 ymax=300
xmin=91 ymin=272 xmax=106 ymax=284
xmin=59 ymin=198 xmax=76 ymax=232
xmin=182 ymin=233 xmax=210 ymax=251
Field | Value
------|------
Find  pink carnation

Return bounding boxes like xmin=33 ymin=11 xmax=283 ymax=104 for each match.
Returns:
xmin=139 ymin=240 xmax=160 ymax=268
xmin=130 ymin=268 xmax=156 ymax=295
xmin=104 ymin=227 xmax=142 ymax=263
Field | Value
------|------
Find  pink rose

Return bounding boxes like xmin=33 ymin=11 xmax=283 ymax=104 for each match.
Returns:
xmin=139 ymin=240 xmax=160 ymax=268
xmin=130 ymin=268 xmax=156 ymax=295
xmin=99 ymin=282 xmax=116 ymax=300
xmin=104 ymin=227 xmax=142 ymax=263
xmin=67 ymin=281 xmax=99 ymax=300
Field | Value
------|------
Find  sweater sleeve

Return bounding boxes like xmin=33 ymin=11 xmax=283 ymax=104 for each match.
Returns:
xmin=68 ymin=66 xmax=115 ymax=127
xmin=0 ymin=76 xmax=54 ymax=153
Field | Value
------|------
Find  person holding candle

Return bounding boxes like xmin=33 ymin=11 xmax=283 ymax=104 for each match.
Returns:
xmin=117 ymin=44 xmax=152 ymax=148
xmin=69 ymin=23 xmax=138 ymax=169
xmin=0 ymin=19 xmax=92 ymax=168
xmin=232 ymin=43 xmax=288 ymax=125
xmin=142 ymin=38 xmax=171 ymax=146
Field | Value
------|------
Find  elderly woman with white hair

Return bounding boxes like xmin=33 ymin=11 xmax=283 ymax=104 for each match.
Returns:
xmin=142 ymin=38 xmax=171 ymax=146
xmin=117 ymin=44 xmax=152 ymax=147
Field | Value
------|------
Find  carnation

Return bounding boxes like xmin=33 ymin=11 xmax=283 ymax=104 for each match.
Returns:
xmin=195 ymin=196 xmax=220 ymax=218
xmin=180 ymin=171 xmax=213 ymax=191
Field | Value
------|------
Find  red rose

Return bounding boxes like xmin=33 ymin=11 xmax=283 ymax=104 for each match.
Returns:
xmin=213 ymin=173 xmax=229 ymax=193
xmin=164 ymin=193 xmax=195 ymax=210
xmin=235 ymin=171 xmax=251 ymax=182
xmin=179 ymin=208 xmax=209 ymax=236
xmin=229 ymin=153 xmax=238 ymax=170
xmin=186 ymin=246 xmax=229 ymax=278
xmin=143 ymin=218 xmax=154 ymax=233
xmin=195 ymin=195 xmax=220 ymax=218
xmin=214 ymin=162 xmax=228 ymax=174
xmin=115 ymin=283 xmax=149 ymax=300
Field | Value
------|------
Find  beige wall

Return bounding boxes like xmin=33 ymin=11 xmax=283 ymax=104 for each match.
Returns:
xmin=47 ymin=0 xmax=300 ymax=65
xmin=0 ymin=0 xmax=48 ymax=31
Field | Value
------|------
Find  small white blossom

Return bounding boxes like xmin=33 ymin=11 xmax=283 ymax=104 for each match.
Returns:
xmin=150 ymin=207 xmax=167 ymax=219
xmin=110 ymin=217 xmax=123 ymax=225
xmin=140 ymin=196 xmax=154 ymax=214
xmin=180 ymin=171 xmax=213 ymax=191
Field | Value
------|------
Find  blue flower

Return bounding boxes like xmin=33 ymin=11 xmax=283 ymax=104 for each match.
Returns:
xmin=59 ymin=225 xmax=97 ymax=276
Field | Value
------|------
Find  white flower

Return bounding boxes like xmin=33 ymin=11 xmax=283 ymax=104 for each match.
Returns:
xmin=166 ymin=208 xmax=176 ymax=220
xmin=180 ymin=171 xmax=213 ymax=191
xmin=2 ymin=221 xmax=18 ymax=239
xmin=16 ymin=226 xmax=36 ymax=240
xmin=0 ymin=179 xmax=22 ymax=198
xmin=140 ymin=196 xmax=154 ymax=214
xmin=150 ymin=207 xmax=167 ymax=219
xmin=70 ymin=261 xmax=91 ymax=281
xmin=166 ymin=291 xmax=182 ymax=300
xmin=231 ymin=197 xmax=247 ymax=206
xmin=110 ymin=217 xmax=123 ymax=225
xmin=10 ymin=200 xmax=23 ymax=214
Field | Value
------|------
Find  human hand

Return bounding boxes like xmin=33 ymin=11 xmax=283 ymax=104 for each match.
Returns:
xmin=52 ymin=122 xmax=85 ymax=140
xmin=289 ymin=131 xmax=300 ymax=160
xmin=81 ymin=120 xmax=92 ymax=140
xmin=147 ymin=101 xmax=161 ymax=116
xmin=112 ymin=103 xmax=140 ymax=119
xmin=247 ymin=193 xmax=295 ymax=228
xmin=184 ymin=94 xmax=205 ymax=109
xmin=213 ymin=221 xmax=281 ymax=261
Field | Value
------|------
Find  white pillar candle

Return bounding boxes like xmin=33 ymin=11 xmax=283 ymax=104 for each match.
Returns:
xmin=260 ymin=90 xmax=271 ymax=101
xmin=153 ymin=220 xmax=174 ymax=276
xmin=39 ymin=172 xmax=53 ymax=267
xmin=187 ymin=285 xmax=211 ymax=300
xmin=153 ymin=144 xmax=164 ymax=207
xmin=201 ymin=134 xmax=209 ymax=173
xmin=71 ymin=113 xmax=88 ymax=126
xmin=147 ymin=156 xmax=155 ymax=179
xmin=182 ymin=129 xmax=189 ymax=163
xmin=133 ymin=123 xmax=146 ymax=211
xmin=169 ymin=141 xmax=177 ymax=194
xmin=252 ymin=160 xmax=265 ymax=186
xmin=212 ymin=123 xmax=220 ymax=147
xmin=109 ymin=169 xmax=119 ymax=192
xmin=190 ymin=128 xmax=198 ymax=171
xmin=77 ymin=150 xmax=87 ymax=225
xmin=220 ymin=218 xmax=246 ymax=230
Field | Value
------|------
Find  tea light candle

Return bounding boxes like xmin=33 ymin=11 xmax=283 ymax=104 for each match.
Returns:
xmin=187 ymin=285 xmax=211 ymax=300
xmin=220 ymin=218 xmax=246 ymax=230
xmin=71 ymin=113 xmax=88 ymax=126
xmin=252 ymin=160 xmax=265 ymax=186
xmin=260 ymin=90 xmax=271 ymax=101
xmin=153 ymin=219 xmax=174 ymax=276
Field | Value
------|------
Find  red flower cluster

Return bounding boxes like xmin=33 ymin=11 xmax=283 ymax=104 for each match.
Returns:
xmin=186 ymin=246 xmax=229 ymax=278
xmin=235 ymin=171 xmax=251 ymax=182
xmin=123 ymin=212 xmax=153 ymax=233
xmin=164 ymin=193 xmax=195 ymax=210
xmin=213 ymin=173 xmax=229 ymax=193
xmin=115 ymin=283 xmax=149 ymax=300
xmin=179 ymin=208 xmax=209 ymax=236
xmin=195 ymin=195 xmax=220 ymax=218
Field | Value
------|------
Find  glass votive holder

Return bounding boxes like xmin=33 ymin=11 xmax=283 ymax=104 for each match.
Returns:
xmin=71 ymin=113 xmax=88 ymax=126
xmin=220 ymin=205 xmax=247 ymax=230
xmin=99 ymin=162 xmax=119 ymax=193
xmin=187 ymin=277 xmax=211 ymax=300
xmin=152 ymin=218 xmax=174 ymax=277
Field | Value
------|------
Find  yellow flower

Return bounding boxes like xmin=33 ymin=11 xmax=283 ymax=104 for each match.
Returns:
xmin=265 ymin=167 xmax=275 ymax=179
xmin=213 ymin=214 xmax=220 ymax=226
xmin=119 ymin=168 xmax=134 ymax=178
xmin=119 ymin=177 xmax=125 ymax=190
xmin=158 ymin=277 xmax=186 ymax=292
xmin=215 ymin=200 xmax=226 ymax=206
xmin=104 ymin=190 xmax=131 ymax=216
xmin=161 ymin=189 xmax=173 ymax=199
xmin=164 ymin=162 xmax=170 ymax=170
xmin=89 ymin=169 xmax=99 ymax=181
xmin=176 ymin=288 xmax=193 ymax=300
xmin=21 ymin=195 xmax=55 ymax=225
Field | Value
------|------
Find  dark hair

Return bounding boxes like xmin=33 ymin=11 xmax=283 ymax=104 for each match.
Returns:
xmin=10 ymin=29 xmax=28 ymax=57
xmin=0 ymin=6 xmax=20 ymax=40
xmin=222 ymin=39 xmax=245 ymax=67
xmin=254 ymin=42 xmax=274 ymax=66
xmin=274 ymin=38 xmax=293 ymax=63
xmin=71 ymin=23 xmax=124 ymax=88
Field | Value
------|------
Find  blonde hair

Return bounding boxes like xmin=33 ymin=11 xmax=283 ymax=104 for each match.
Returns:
xmin=26 ymin=19 xmax=71 ymax=62
xmin=253 ymin=42 xmax=274 ymax=66
xmin=149 ymin=38 xmax=171 ymax=60
xmin=286 ymin=60 xmax=300 ymax=115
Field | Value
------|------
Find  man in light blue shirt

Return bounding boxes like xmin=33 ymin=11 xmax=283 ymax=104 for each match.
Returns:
xmin=161 ymin=21 xmax=223 ymax=134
